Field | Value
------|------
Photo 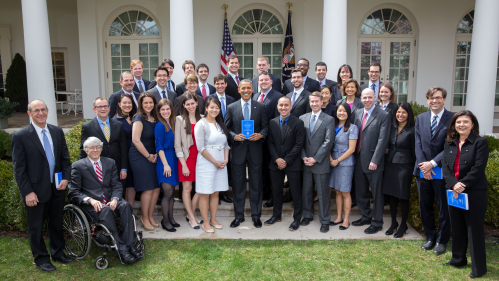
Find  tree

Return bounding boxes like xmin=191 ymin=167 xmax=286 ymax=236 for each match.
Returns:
xmin=4 ymin=53 xmax=28 ymax=101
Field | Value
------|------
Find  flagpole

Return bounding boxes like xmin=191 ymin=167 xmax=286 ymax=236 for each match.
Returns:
xmin=223 ymin=4 xmax=228 ymax=19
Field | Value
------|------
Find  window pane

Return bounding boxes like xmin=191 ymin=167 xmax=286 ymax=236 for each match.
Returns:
xmin=273 ymin=69 xmax=281 ymax=79
xmin=495 ymin=94 xmax=499 ymax=106
xmin=457 ymin=42 xmax=467 ymax=54
xmin=150 ymin=56 xmax=159 ymax=68
xmin=139 ymin=57 xmax=149 ymax=68
xmin=360 ymin=24 xmax=373 ymax=34
xmin=111 ymin=44 xmax=120 ymax=56
xmin=371 ymin=56 xmax=381 ymax=64
xmin=399 ymin=55 xmax=410 ymax=68
xmin=113 ymin=83 xmax=121 ymax=92
xmin=273 ymin=43 xmax=282 ymax=55
xmin=400 ymin=69 xmax=409 ymax=80
xmin=235 ymin=16 xmax=247 ymax=27
xmin=361 ymin=42 xmax=371 ymax=54
xmin=149 ymin=44 xmax=158 ymax=56
xmin=122 ymin=57 xmax=130 ymax=69
xmin=400 ymin=42 xmax=410 ymax=54
xmin=232 ymin=25 xmax=245 ymax=35
xmin=244 ymin=69 xmax=253 ymax=79
xmin=261 ymin=10 xmax=272 ymax=23
xmin=397 ymin=94 xmax=408 ymax=103
xmin=390 ymin=42 xmax=400 ymax=54
xmin=272 ymin=24 xmax=283 ymax=34
xmin=361 ymin=55 xmax=371 ymax=67
xmin=453 ymin=94 xmax=463 ymax=106
xmin=456 ymin=56 xmax=466 ymax=67
xmin=267 ymin=15 xmax=279 ymax=28
xmin=142 ymin=71 xmax=149 ymax=81
xmin=398 ymin=81 xmax=408 ymax=94
xmin=233 ymin=43 xmax=242 ymax=55
xmin=454 ymin=81 xmax=464 ymax=93
xmin=112 ymin=57 xmax=121 ymax=69
xmin=147 ymin=26 xmax=159 ymax=36
xmin=360 ymin=69 xmax=369 ymax=80
xmin=372 ymin=43 xmax=381 ymax=54
xmin=112 ymin=70 xmax=121 ymax=81
xmin=455 ymin=68 xmax=465 ymax=80
xmin=272 ymin=56 xmax=281 ymax=68
xmin=390 ymin=56 xmax=399 ymax=67
xmin=262 ymin=43 xmax=271 ymax=55
xmin=244 ymin=43 xmax=253 ymax=54
xmin=242 ymin=11 xmax=253 ymax=23
xmin=139 ymin=44 xmax=148 ymax=56
xmin=389 ymin=69 xmax=399 ymax=80
xmin=244 ymin=56 xmax=253 ymax=68
xmin=121 ymin=44 xmax=130 ymax=56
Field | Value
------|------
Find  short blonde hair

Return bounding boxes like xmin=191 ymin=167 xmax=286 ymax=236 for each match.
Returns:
xmin=130 ymin=59 xmax=143 ymax=68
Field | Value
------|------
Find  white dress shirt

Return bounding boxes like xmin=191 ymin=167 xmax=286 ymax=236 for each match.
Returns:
xmin=134 ymin=78 xmax=146 ymax=92
xmin=229 ymin=72 xmax=240 ymax=85
xmin=199 ymin=82 xmax=211 ymax=97
xmin=256 ymin=88 xmax=271 ymax=103
xmin=368 ymin=80 xmax=380 ymax=101
xmin=429 ymin=108 xmax=446 ymax=167
xmin=216 ymin=92 xmax=227 ymax=111
xmin=291 ymin=87 xmax=305 ymax=102
xmin=156 ymin=85 xmax=168 ymax=99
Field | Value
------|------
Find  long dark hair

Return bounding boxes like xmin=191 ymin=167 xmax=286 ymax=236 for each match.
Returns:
xmin=157 ymin=98 xmax=175 ymax=132
xmin=446 ymin=110 xmax=480 ymax=142
xmin=179 ymin=93 xmax=201 ymax=134
xmin=336 ymin=64 xmax=353 ymax=88
xmin=136 ymin=92 xmax=158 ymax=122
xmin=394 ymin=102 xmax=415 ymax=127
xmin=115 ymin=93 xmax=137 ymax=119
xmin=335 ymin=101 xmax=352 ymax=132
xmin=205 ymin=96 xmax=230 ymax=137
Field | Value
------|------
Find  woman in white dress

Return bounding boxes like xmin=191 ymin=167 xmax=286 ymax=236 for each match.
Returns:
xmin=194 ymin=97 xmax=230 ymax=233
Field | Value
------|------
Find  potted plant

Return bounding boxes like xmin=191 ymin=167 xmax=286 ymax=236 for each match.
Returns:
xmin=0 ymin=97 xmax=18 ymax=129
xmin=4 ymin=53 xmax=28 ymax=112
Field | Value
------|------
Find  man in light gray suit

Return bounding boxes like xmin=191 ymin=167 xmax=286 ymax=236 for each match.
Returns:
xmin=299 ymin=91 xmax=334 ymax=233
xmin=351 ymin=88 xmax=391 ymax=234
xmin=147 ymin=66 xmax=176 ymax=106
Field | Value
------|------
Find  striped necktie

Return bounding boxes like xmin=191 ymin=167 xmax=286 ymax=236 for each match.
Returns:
xmin=431 ymin=115 xmax=438 ymax=137
xmin=102 ymin=121 xmax=110 ymax=142
xmin=95 ymin=161 xmax=103 ymax=183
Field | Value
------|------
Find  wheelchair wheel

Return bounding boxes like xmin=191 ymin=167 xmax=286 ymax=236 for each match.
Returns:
xmin=94 ymin=255 xmax=110 ymax=270
xmin=62 ymin=204 xmax=91 ymax=260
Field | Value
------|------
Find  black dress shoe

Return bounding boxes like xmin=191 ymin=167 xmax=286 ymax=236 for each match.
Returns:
xmin=219 ymin=193 xmax=233 ymax=203
xmin=161 ymin=219 xmax=176 ymax=232
xmin=300 ymin=218 xmax=313 ymax=226
xmin=253 ymin=218 xmax=263 ymax=228
xmin=385 ymin=222 xmax=399 ymax=235
xmin=119 ymin=250 xmax=136 ymax=264
xmin=36 ymin=262 xmax=56 ymax=272
xmin=52 ymin=254 xmax=74 ymax=264
xmin=129 ymin=246 xmax=142 ymax=259
xmin=470 ymin=272 xmax=484 ymax=278
xmin=364 ymin=225 xmax=382 ymax=234
xmin=283 ymin=195 xmax=293 ymax=203
xmin=171 ymin=222 xmax=180 ymax=228
xmin=320 ymin=224 xmax=330 ymax=233
xmin=394 ymin=224 xmax=408 ymax=238
xmin=421 ymin=240 xmax=435 ymax=250
xmin=433 ymin=243 xmax=447 ymax=255
xmin=442 ymin=261 xmax=467 ymax=268
xmin=289 ymin=221 xmax=300 ymax=231
xmin=263 ymin=198 xmax=274 ymax=208
xmin=339 ymin=223 xmax=350 ymax=230
xmin=264 ymin=216 xmax=282 ymax=225
xmin=330 ymin=220 xmax=343 ymax=226
xmin=230 ymin=218 xmax=245 ymax=228
xmin=352 ymin=218 xmax=371 ymax=226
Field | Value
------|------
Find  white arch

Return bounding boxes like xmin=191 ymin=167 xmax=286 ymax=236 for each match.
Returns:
xmin=229 ymin=3 xmax=286 ymax=38
xmin=103 ymin=5 xmax=162 ymax=40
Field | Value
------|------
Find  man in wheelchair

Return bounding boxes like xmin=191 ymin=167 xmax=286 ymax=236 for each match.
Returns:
xmin=68 ymin=136 xmax=140 ymax=264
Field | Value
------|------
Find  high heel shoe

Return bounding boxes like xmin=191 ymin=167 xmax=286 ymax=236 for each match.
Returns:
xmin=161 ymin=219 xmax=176 ymax=232
xmin=385 ymin=222 xmax=399 ymax=235
xmin=140 ymin=216 xmax=154 ymax=231
xmin=186 ymin=217 xmax=200 ymax=229
xmin=171 ymin=222 xmax=180 ymax=228
xmin=150 ymin=220 xmax=160 ymax=228
xmin=394 ymin=224 xmax=408 ymax=238
xmin=186 ymin=216 xmax=203 ymax=224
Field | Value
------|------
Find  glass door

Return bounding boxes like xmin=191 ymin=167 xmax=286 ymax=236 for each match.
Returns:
xmin=258 ymin=38 xmax=282 ymax=79
xmin=233 ymin=38 xmax=257 ymax=79
xmin=385 ymin=39 xmax=413 ymax=102
xmin=359 ymin=39 xmax=384 ymax=86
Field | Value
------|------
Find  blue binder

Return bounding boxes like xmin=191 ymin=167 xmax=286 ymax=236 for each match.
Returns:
xmin=447 ymin=190 xmax=469 ymax=210
xmin=242 ymin=120 xmax=254 ymax=139
xmin=55 ymin=172 xmax=63 ymax=188
xmin=420 ymin=166 xmax=442 ymax=179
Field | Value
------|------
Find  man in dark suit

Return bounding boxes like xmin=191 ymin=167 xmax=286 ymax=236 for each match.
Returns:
xmin=360 ymin=62 xmax=382 ymax=104
xmin=300 ymin=92 xmax=335 ymax=233
xmin=315 ymin=62 xmax=341 ymax=103
xmin=174 ymin=74 xmax=205 ymax=116
xmin=109 ymin=71 xmax=140 ymax=118
xmin=175 ymin=60 xmax=196 ymax=96
xmin=287 ymin=69 xmax=312 ymax=117
xmin=69 ymin=137 xmax=139 ymax=264
xmin=352 ymin=88 xmax=391 ymax=234
xmin=147 ymin=66 xmax=176 ymax=104
xmin=80 ymin=97 xmax=128 ymax=192
xmin=225 ymin=54 xmax=244 ymax=101
xmin=282 ymin=58 xmax=320 ymax=95
xmin=195 ymin=63 xmax=216 ymax=99
xmin=225 ymin=79 xmax=268 ymax=228
xmin=266 ymin=96 xmax=305 ymax=230
xmin=131 ymin=59 xmax=150 ymax=93
xmin=415 ymin=87 xmax=454 ymax=255
xmin=252 ymin=56 xmax=282 ymax=94
xmin=148 ymin=59 xmax=176 ymax=91
xmin=11 ymin=99 xmax=73 ymax=272
xmin=253 ymin=71 xmax=282 ymax=207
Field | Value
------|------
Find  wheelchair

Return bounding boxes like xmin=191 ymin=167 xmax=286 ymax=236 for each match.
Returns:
xmin=62 ymin=202 xmax=145 ymax=269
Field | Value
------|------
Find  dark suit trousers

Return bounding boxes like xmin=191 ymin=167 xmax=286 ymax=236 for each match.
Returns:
xmin=270 ymin=169 xmax=302 ymax=221
xmin=302 ymin=171 xmax=331 ymax=224
xmin=262 ymin=143 xmax=272 ymax=199
xmin=82 ymin=201 xmax=135 ymax=252
xmin=25 ymin=185 xmax=65 ymax=265
xmin=232 ymin=149 xmax=262 ymax=220
xmin=355 ymin=155 xmax=384 ymax=227
xmin=449 ymin=189 xmax=487 ymax=276
xmin=416 ymin=177 xmax=450 ymax=243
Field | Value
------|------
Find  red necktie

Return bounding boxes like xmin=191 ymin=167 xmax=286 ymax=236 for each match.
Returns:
xmin=235 ymin=75 xmax=240 ymax=86
xmin=356 ymin=112 xmax=368 ymax=153
xmin=202 ymin=85 xmax=207 ymax=99
xmin=95 ymin=161 xmax=103 ymax=183
xmin=259 ymin=92 xmax=265 ymax=103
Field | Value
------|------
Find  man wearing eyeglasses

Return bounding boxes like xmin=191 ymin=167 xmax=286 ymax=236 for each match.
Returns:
xmin=282 ymin=58 xmax=320 ymax=95
xmin=360 ymin=62 xmax=382 ymax=104
xmin=147 ymin=65 xmax=176 ymax=104
xmin=80 ymin=97 xmax=128 ymax=193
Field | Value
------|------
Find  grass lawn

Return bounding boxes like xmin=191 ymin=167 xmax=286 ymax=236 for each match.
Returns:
xmin=0 ymin=237 xmax=498 ymax=280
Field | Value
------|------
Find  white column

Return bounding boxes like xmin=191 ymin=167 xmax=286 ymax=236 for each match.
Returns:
xmin=170 ymin=0 xmax=195 ymax=84
xmin=21 ymin=0 xmax=57 ymax=125
xmin=466 ymin=0 xmax=499 ymax=134
xmin=322 ymin=0 xmax=347 ymax=80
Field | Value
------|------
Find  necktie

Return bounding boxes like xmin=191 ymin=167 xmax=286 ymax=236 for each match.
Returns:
xmin=235 ymin=75 xmax=240 ymax=86
xmin=259 ymin=92 xmax=265 ymax=103
xmin=357 ymin=112 xmax=368 ymax=153
xmin=220 ymin=97 xmax=226 ymax=119
xmin=167 ymin=80 xmax=172 ymax=91
xmin=431 ymin=115 xmax=438 ymax=137
xmin=243 ymin=102 xmax=249 ymax=120
xmin=291 ymin=92 xmax=297 ymax=105
xmin=202 ymin=85 xmax=207 ymax=99
xmin=371 ymin=83 xmax=376 ymax=91
xmin=309 ymin=114 xmax=316 ymax=135
xmin=162 ymin=90 xmax=166 ymax=100
xmin=95 ymin=161 xmax=103 ymax=184
xmin=42 ymin=129 xmax=55 ymax=183
xmin=280 ymin=118 xmax=286 ymax=137
xmin=102 ymin=121 xmax=110 ymax=142
xmin=138 ymin=81 xmax=144 ymax=92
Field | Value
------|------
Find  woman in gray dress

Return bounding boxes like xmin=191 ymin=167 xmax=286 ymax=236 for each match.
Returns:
xmin=329 ymin=101 xmax=358 ymax=230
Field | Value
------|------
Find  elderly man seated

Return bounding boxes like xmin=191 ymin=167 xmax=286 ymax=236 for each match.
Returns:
xmin=68 ymin=136 xmax=139 ymax=264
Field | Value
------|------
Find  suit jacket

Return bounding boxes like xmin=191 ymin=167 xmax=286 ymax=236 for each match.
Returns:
xmin=196 ymin=83 xmax=217 ymax=99
xmin=68 ymin=157 xmax=123 ymax=204
xmin=206 ymin=93 xmax=235 ymax=106
xmin=147 ymin=87 xmax=176 ymax=104
xmin=353 ymin=106 xmax=391 ymax=173
xmin=287 ymin=90 xmax=312 ymax=117
xmin=80 ymin=118 xmax=128 ymax=172
xmin=380 ymin=102 xmax=398 ymax=121
xmin=337 ymin=97 xmax=364 ymax=123
xmin=252 ymin=73 xmax=282 ymax=95
xmin=282 ymin=77 xmax=320 ymax=95
xmin=11 ymin=124 xmax=71 ymax=203
xmin=300 ymin=112 xmax=335 ymax=174
xmin=148 ymin=79 xmax=176 ymax=91
xmin=109 ymin=89 xmax=140 ymax=118
xmin=175 ymin=82 xmax=187 ymax=97
xmin=253 ymin=89 xmax=282 ymax=122
xmin=225 ymin=100 xmax=268 ymax=165
xmin=267 ymin=115 xmax=305 ymax=171
xmin=386 ymin=125 xmax=416 ymax=164
xmin=414 ymin=109 xmax=455 ymax=175
xmin=442 ymin=134 xmax=489 ymax=190
xmin=174 ymin=92 xmax=205 ymax=116
xmin=329 ymin=83 xmax=342 ymax=105
xmin=225 ymin=73 xmax=244 ymax=101
xmin=133 ymin=79 xmax=151 ymax=93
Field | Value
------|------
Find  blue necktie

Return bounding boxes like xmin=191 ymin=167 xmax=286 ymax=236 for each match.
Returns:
xmin=220 ymin=97 xmax=226 ymax=119
xmin=309 ymin=115 xmax=316 ymax=135
xmin=431 ymin=115 xmax=438 ymax=137
xmin=167 ymin=80 xmax=172 ymax=91
xmin=243 ymin=102 xmax=249 ymax=120
xmin=291 ymin=92 xmax=297 ymax=105
xmin=42 ymin=129 xmax=55 ymax=183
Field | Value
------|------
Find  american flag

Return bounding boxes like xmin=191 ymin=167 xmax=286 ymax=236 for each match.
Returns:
xmin=220 ymin=17 xmax=236 ymax=75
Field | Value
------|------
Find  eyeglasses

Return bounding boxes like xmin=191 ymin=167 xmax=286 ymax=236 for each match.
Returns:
xmin=427 ymin=96 xmax=444 ymax=101
xmin=297 ymin=64 xmax=309 ymax=67
xmin=368 ymin=71 xmax=380 ymax=74
xmin=156 ymin=74 xmax=168 ymax=78
xmin=94 ymin=105 xmax=110 ymax=109
xmin=87 ymin=146 xmax=102 ymax=151
xmin=31 ymin=108 xmax=48 ymax=114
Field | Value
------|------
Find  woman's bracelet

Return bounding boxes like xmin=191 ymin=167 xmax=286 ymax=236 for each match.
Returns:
xmin=147 ymin=154 xmax=151 ymax=159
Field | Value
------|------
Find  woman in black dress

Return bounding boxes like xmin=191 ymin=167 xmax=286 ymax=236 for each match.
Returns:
xmin=113 ymin=94 xmax=137 ymax=206
xmin=378 ymin=83 xmax=398 ymax=120
xmin=382 ymin=102 xmax=415 ymax=238
xmin=129 ymin=92 xmax=159 ymax=231
xmin=442 ymin=110 xmax=489 ymax=278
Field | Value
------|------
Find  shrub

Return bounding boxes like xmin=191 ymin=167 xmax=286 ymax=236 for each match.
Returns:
xmin=409 ymin=101 xmax=429 ymax=120
xmin=65 ymin=120 xmax=86 ymax=163
xmin=0 ymin=130 xmax=13 ymax=159
xmin=3 ymin=179 xmax=27 ymax=231
xmin=484 ymin=135 xmax=499 ymax=153
xmin=4 ymin=53 xmax=28 ymax=101
xmin=0 ymin=160 xmax=14 ymax=226
xmin=0 ymin=97 xmax=19 ymax=119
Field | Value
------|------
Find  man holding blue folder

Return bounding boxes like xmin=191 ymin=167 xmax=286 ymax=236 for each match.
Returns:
xmin=414 ymin=87 xmax=454 ymax=255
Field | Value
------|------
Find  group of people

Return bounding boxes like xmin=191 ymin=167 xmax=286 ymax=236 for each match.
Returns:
xmin=11 ymin=56 xmax=490 ymax=278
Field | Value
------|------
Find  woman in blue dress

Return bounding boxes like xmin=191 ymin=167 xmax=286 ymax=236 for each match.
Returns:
xmin=155 ymin=99 xmax=179 ymax=232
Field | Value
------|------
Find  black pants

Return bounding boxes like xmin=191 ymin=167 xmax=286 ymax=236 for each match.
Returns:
xmin=261 ymin=144 xmax=273 ymax=200
xmin=25 ymin=187 xmax=65 ymax=265
xmin=416 ymin=177 xmax=450 ymax=243
xmin=355 ymin=157 xmax=384 ymax=227
xmin=269 ymin=169 xmax=302 ymax=221
xmin=232 ymin=150 xmax=262 ymax=220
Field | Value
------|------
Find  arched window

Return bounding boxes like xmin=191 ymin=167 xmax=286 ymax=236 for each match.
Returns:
xmin=360 ymin=8 xmax=412 ymax=35
xmin=232 ymin=9 xmax=283 ymax=35
xmin=109 ymin=10 xmax=159 ymax=36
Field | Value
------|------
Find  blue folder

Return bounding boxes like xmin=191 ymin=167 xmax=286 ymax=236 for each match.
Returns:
xmin=420 ymin=166 xmax=442 ymax=179
xmin=55 ymin=172 xmax=63 ymax=188
xmin=242 ymin=120 xmax=254 ymax=139
xmin=447 ymin=190 xmax=469 ymax=210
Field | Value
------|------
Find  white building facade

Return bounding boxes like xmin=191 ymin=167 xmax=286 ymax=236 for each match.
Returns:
xmin=0 ymin=0 xmax=497 ymax=133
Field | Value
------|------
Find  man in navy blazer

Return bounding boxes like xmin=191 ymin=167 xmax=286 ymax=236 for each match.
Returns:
xmin=131 ymin=59 xmax=150 ymax=94
xmin=282 ymin=58 xmax=320 ymax=95
xmin=252 ymin=56 xmax=282 ymax=95
xmin=148 ymin=59 xmax=176 ymax=92
xmin=225 ymin=55 xmax=244 ymax=101
xmin=315 ymin=62 xmax=342 ymax=104
xmin=360 ymin=62 xmax=382 ymax=105
xmin=109 ymin=71 xmax=140 ymax=118
xmin=415 ymin=87 xmax=454 ymax=255
xmin=286 ymin=69 xmax=312 ymax=117
xmin=195 ymin=63 xmax=216 ymax=100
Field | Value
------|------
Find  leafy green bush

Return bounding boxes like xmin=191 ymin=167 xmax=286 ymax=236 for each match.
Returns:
xmin=0 ymin=160 xmax=14 ymax=226
xmin=484 ymin=135 xmax=499 ymax=153
xmin=4 ymin=53 xmax=28 ymax=101
xmin=3 ymin=178 xmax=27 ymax=231
xmin=409 ymin=101 xmax=429 ymax=121
xmin=65 ymin=120 xmax=86 ymax=163
xmin=0 ymin=130 xmax=13 ymax=159
xmin=0 ymin=98 xmax=19 ymax=119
